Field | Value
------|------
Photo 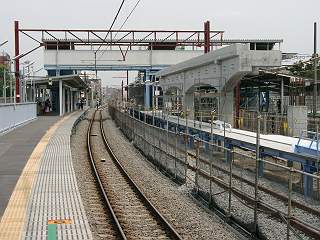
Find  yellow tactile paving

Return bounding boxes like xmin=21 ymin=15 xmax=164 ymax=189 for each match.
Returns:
xmin=0 ymin=114 xmax=73 ymax=240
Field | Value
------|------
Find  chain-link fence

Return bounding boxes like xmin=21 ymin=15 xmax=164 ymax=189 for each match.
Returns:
xmin=109 ymin=106 xmax=320 ymax=239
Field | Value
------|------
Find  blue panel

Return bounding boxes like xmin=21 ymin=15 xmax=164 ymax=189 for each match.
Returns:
xmin=258 ymin=158 xmax=264 ymax=177
xmin=144 ymin=85 xmax=151 ymax=109
xmin=47 ymin=70 xmax=56 ymax=77
xmin=303 ymin=164 xmax=314 ymax=198
xmin=129 ymin=109 xmax=319 ymax=182
xmin=60 ymin=70 xmax=74 ymax=76
xmin=224 ymin=141 xmax=233 ymax=164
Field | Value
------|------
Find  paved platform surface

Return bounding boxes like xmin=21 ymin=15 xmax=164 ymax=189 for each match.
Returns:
xmin=0 ymin=116 xmax=59 ymax=217
xmin=0 ymin=111 xmax=93 ymax=240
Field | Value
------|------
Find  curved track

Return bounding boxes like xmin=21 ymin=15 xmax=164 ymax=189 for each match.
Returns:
xmin=87 ymin=109 xmax=182 ymax=240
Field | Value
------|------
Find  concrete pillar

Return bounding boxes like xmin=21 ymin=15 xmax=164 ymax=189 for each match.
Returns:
xmin=220 ymin=91 xmax=234 ymax=124
xmin=67 ymin=88 xmax=70 ymax=113
xmin=70 ymin=90 xmax=72 ymax=111
xmin=91 ymin=88 xmax=94 ymax=108
xmin=155 ymin=86 xmax=159 ymax=110
xmin=144 ymin=83 xmax=151 ymax=110
xmin=184 ymin=94 xmax=194 ymax=119
xmin=281 ymin=78 xmax=284 ymax=114
xmin=86 ymin=91 xmax=89 ymax=108
xmin=70 ymin=89 xmax=73 ymax=112
xmin=71 ymin=91 xmax=74 ymax=112
xmin=68 ymin=88 xmax=72 ymax=112
xmin=144 ymin=69 xmax=152 ymax=110
xmin=69 ymin=89 xmax=71 ymax=112
xmin=59 ymin=80 xmax=63 ymax=116
xmin=62 ymin=87 xmax=65 ymax=115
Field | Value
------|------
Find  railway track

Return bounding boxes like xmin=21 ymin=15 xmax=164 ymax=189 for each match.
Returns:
xmin=87 ymin=109 xmax=182 ymax=240
xmin=185 ymin=148 xmax=320 ymax=239
xmin=125 ymin=117 xmax=320 ymax=239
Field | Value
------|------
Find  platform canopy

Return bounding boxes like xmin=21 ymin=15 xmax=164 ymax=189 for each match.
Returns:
xmin=26 ymin=74 xmax=88 ymax=90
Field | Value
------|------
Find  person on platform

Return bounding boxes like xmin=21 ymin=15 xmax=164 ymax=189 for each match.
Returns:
xmin=44 ymin=99 xmax=51 ymax=114
xmin=80 ymin=98 xmax=84 ymax=110
xmin=96 ymin=98 xmax=100 ymax=110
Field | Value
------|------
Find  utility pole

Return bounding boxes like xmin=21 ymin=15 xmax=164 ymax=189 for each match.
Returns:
xmin=126 ymin=70 xmax=129 ymax=101
xmin=3 ymin=69 xmax=6 ymax=104
xmin=314 ymin=22 xmax=318 ymax=117
xmin=121 ymin=80 xmax=124 ymax=102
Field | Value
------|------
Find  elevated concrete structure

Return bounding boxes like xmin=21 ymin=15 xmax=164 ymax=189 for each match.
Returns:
xmin=44 ymin=49 xmax=204 ymax=72
xmin=15 ymin=24 xmax=283 ymax=110
xmin=156 ymin=43 xmax=282 ymax=123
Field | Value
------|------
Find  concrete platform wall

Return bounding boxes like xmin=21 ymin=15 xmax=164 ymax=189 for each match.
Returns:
xmin=0 ymin=103 xmax=37 ymax=134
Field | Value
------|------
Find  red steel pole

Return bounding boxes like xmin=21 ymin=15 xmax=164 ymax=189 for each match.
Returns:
xmin=204 ymin=21 xmax=210 ymax=54
xmin=204 ymin=22 xmax=207 ymax=53
xmin=14 ymin=20 xmax=20 ymax=103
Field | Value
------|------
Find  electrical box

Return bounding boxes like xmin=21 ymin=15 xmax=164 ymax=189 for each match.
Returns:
xmin=287 ymin=106 xmax=308 ymax=137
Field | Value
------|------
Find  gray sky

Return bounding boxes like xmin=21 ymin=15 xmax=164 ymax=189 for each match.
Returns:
xmin=0 ymin=0 xmax=319 ymax=86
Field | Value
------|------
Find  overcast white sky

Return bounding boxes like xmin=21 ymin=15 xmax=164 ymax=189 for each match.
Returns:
xmin=0 ymin=0 xmax=319 ymax=86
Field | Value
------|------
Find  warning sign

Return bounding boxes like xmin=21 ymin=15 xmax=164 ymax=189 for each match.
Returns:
xmin=48 ymin=219 xmax=72 ymax=225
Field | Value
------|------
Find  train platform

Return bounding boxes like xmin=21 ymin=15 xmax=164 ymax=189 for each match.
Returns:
xmin=0 ymin=116 xmax=59 ymax=217
xmin=0 ymin=111 xmax=92 ymax=240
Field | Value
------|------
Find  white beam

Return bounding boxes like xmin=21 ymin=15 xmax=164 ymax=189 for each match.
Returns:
xmin=44 ymin=50 xmax=203 ymax=70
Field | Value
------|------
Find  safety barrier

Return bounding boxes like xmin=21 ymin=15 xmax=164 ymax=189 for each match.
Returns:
xmin=71 ymin=108 xmax=90 ymax=135
xmin=0 ymin=103 xmax=37 ymax=135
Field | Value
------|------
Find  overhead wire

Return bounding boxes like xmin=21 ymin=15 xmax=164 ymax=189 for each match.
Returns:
xmin=97 ymin=0 xmax=142 ymax=60
xmin=95 ymin=0 xmax=126 ymax=54
xmin=114 ymin=0 xmax=142 ymax=39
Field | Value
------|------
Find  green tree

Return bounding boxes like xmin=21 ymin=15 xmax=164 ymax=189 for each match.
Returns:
xmin=288 ymin=60 xmax=320 ymax=79
xmin=0 ymin=64 xmax=14 ymax=98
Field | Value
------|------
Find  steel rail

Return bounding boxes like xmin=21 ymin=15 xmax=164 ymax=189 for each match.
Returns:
xmin=99 ymin=110 xmax=183 ymax=240
xmin=187 ymin=164 xmax=320 ymax=239
xmin=87 ymin=110 xmax=127 ymax=240
xmin=185 ymin=151 xmax=320 ymax=239
xmin=187 ymin=151 xmax=320 ymax=217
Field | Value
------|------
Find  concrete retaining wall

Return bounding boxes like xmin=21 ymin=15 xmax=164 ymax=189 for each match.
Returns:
xmin=0 ymin=103 xmax=37 ymax=134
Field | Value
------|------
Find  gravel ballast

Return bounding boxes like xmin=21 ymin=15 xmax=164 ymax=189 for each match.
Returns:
xmin=71 ymin=111 xmax=120 ymax=240
xmin=101 ymin=110 xmax=242 ymax=240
